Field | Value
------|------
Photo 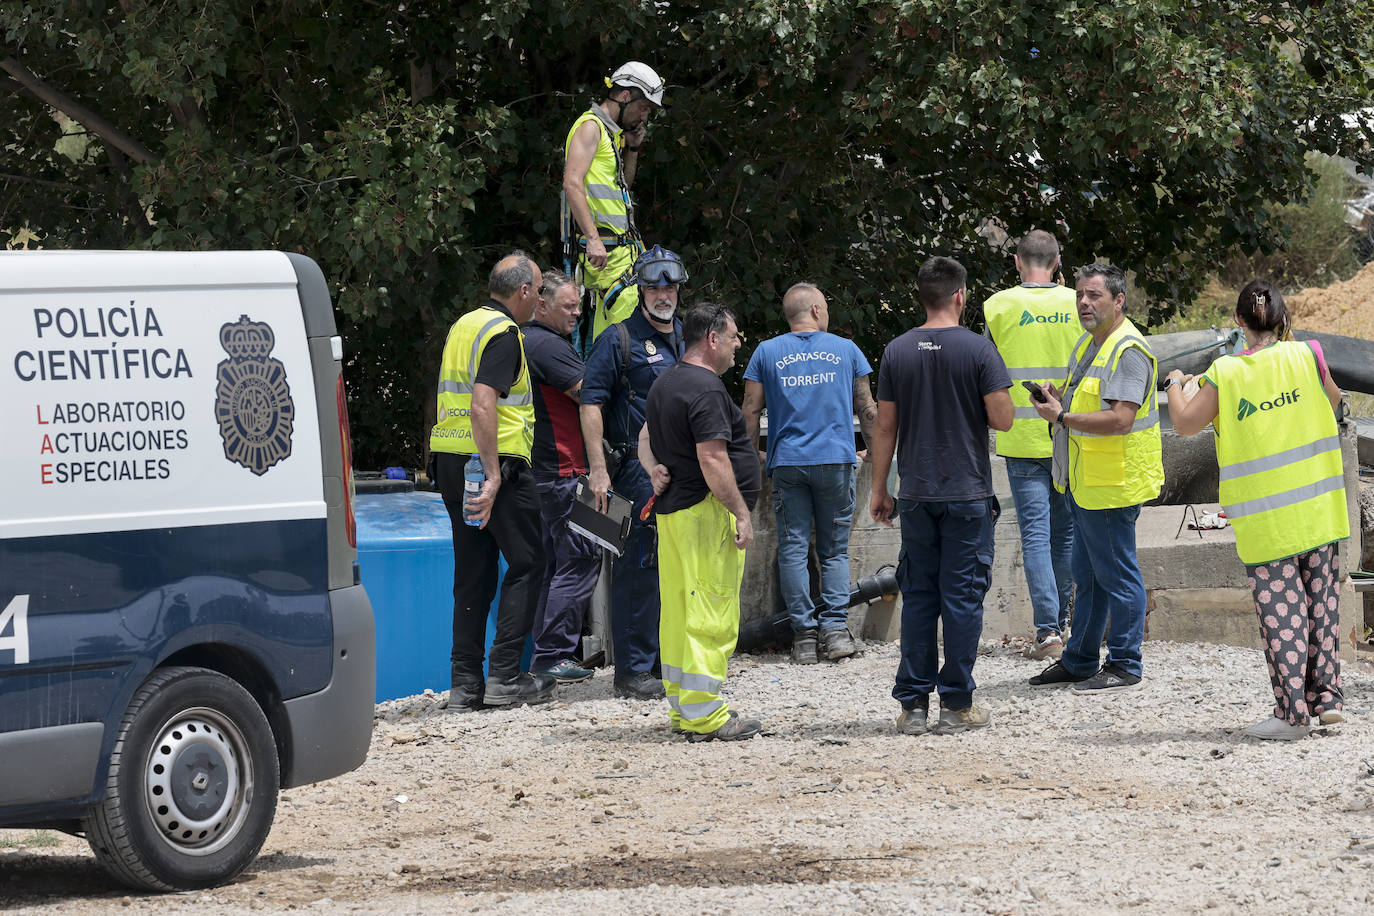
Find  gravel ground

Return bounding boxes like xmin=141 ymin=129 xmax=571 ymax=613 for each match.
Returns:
xmin=3 ymin=639 xmax=1373 ymax=915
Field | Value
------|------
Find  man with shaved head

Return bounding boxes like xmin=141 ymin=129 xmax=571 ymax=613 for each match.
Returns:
xmin=741 ymin=283 xmax=876 ymax=664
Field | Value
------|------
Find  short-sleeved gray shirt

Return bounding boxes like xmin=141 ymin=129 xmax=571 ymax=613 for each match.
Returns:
xmin=1051 ymin=340 xmax=1153 ymax=486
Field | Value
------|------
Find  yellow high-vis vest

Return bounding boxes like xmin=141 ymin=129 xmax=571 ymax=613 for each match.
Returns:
xmin=565 ymin=108 xmax=630 ymax=239
xmin=984 ymin=284 xmax=1080 ymax=458
xmin=1060 ymin=317 xmax=1163 ymax=509
xmin=429 ymin=306 xmax=534 ymax=461
xmin=1206 ymin=341 xmax=1347 ymax=565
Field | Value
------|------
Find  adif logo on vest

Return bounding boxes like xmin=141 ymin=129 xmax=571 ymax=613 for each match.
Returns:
xmin=1236 ymin=389 xmax=1300 ymax=422
xmin=1019 ymin=310 xmax=1074 ymax=326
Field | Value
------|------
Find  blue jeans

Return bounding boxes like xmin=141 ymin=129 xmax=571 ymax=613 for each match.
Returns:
xmin=773 ymin=463 xmax=856 ymax=633
xmin=891 ymin=497 xmax=998 ymax=710
xmin=1060 ymin=491 xmax=1146 ymax=678
xmin=609 ymin=457 xmax=660 ymax=677
xmin=1005 ymin=457 xmax=1075 ymax=637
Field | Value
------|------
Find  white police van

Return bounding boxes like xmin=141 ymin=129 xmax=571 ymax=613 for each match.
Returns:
xmin=0 ymin=251 xmax=375 ymax=890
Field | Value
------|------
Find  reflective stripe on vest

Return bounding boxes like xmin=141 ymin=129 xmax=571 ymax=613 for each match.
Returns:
xmin=984 ymin=285 xmax=1080 ymax=458
xmin=1063 ymin=318 xmax=1163 ymax=509
xmin=1209 ymin=341 xmax=1348 ymax=565
xmin=429 ymin=306 xmax=534 ymax=460
xmin=566 ymin=108 xmax=631 ymax=235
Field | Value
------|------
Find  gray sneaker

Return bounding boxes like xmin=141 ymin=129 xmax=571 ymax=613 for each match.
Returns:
xmin=686 ymin=712 xmax=762 ymax=742
xmin=931 ymin=705 xmax=991 ymax=734
xmin=895 ymin=700 xmax=929 ymax=735
xmin=791 ymin=629 xmax=818 ymax=665
xmin=819 ymin=628 xmax=857 ymax=660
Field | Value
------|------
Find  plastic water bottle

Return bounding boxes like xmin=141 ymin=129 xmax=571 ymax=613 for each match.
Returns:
xmin=462 ymin=455 xmax=484 ymax=527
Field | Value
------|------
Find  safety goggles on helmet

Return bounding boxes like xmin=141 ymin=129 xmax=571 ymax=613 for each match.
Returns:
xmin=608 ymin=61 xmax=665 ymax=107
xmin=633 ymin=246 xmax=688 ymax=287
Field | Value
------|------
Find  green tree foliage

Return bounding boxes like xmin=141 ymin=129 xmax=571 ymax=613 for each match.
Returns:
xmin=4 ymin=1 xmax=1373 ymax=465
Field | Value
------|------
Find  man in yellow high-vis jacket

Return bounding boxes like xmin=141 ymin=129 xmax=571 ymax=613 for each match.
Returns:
xmin=1026 ymin=263 xmax=1162 ymax=693
xmin=563 ymin=62 xmax=666 ymax=341
xmin=430 ymin=252 xmax=554 ymax=712
xmin=984 ymin=230 xmax=1080 ymax=661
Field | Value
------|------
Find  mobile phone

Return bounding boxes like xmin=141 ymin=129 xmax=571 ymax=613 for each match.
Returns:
xmin=1022 ymin=380 xmax=1048 ymax=403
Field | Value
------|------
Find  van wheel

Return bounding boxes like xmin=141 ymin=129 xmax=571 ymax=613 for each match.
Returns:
xmin=82 ymin=666 xmax=279 ymax=891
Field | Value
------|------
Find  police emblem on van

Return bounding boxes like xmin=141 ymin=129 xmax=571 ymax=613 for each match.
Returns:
xmin=214 ymin=315 xmax=295 ymax=475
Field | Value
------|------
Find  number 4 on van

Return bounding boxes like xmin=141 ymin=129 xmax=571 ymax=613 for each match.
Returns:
xmin=0 ymin=595 xmax=30 ymax=665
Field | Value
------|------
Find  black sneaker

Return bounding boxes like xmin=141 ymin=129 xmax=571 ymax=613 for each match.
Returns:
xmin=483 ymin=672 xmax=556 ymax=707
xmin=614 ymin=671 xmax=665 ymax=700
xmin=1071 ymin=663 xmax=1141 ymax=693
xmin=446 ymin=682 xmax=485 ymax=713
xmin=1028 ymin=660 xmax=1095 ymax=688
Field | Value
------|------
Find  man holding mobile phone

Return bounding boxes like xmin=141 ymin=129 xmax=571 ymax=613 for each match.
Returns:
xmin=983 ymin=230 xmax=1081 ymax=662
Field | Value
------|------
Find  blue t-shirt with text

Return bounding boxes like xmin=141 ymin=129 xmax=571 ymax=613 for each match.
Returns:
xmin=744 ymin=331 xmax=872 ymax=472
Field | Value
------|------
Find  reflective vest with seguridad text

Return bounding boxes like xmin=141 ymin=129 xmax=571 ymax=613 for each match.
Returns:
xmin=1060 ymin=317 xmax=1163 ymax=509
xmin=1207 ymin=341 xmax=1348 ymax=565
xmin=984 ymin=284 xmax=1080 ymax=458
xmin=429 ymin=306 xmax=534 ymax=461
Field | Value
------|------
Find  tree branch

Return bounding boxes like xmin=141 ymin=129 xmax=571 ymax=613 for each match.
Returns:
xmin=1 ymin=56 xmax=157 ymax=164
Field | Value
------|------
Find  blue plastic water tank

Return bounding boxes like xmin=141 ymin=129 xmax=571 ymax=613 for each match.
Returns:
xmin=355 ymin=490 xmax=514 ymax=702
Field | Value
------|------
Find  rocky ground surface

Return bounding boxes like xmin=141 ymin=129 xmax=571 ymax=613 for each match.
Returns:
xmin=4 ymin=639 xmax=1374 ymax=915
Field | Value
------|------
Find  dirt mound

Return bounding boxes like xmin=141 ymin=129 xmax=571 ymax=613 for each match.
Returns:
xmin=1289 ymin=260 xmax=1374 ymax=340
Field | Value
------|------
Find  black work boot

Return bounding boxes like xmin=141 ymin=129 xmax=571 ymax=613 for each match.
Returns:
xmin=483 ymin=672 xmax=556 ymax=707
xmin=819 ymin=628 xmax=857 ymax=660
xmin=447 ymin=681 xmax=485 ymax=713
xmin=791 ymin=629 xmax=818 ymax=665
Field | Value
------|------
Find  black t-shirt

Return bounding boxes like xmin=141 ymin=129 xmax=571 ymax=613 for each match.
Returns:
xmin=646 ymin=362 xmax=762 ymax=515
xmin=876 ymin=325 xmax=1011 ymax=501
xmin=522 ymin=320 xmax=587 ymax=480
xmin=472 ymin=301 xmax=521 ymax=396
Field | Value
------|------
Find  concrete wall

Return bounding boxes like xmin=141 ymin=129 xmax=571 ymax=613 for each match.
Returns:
xmin=736 ymin=423 xmax=1366 ymax=663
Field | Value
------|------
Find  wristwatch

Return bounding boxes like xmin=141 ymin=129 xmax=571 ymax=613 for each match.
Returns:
xmin=1056 ymin=409 xmax=1067 ymax=427
xmin=1163 ymin=377 xmax=1180 ymax=390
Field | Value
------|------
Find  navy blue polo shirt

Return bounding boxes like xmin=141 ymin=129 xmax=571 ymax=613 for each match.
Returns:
xmin=580 ymin=309 xmax=684 ymax=447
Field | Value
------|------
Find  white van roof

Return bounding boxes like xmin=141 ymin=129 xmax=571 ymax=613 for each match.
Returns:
xmin=0 ymin=250 xmax=300 ymax=291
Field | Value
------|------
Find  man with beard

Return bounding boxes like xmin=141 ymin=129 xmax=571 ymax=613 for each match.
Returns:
xmin=579 ymin=245 xmax=686 ymax=699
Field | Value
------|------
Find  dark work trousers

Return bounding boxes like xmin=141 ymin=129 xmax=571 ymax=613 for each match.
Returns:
xmin=891 ymin=497 xmax=999 ymax=711
xmin=530 ymin=476 xmax=603 ymax=668
xmin=610 ymin=457 xmax=660 ymax=677
xmin=437 ymin=452 xmax=545 ymax=685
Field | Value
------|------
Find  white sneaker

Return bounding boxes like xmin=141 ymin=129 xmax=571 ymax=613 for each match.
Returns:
xmin=1023 ymin=632 xmax=1065 ymax=661
xmin=1317 ymin=710 xmax=1346 ymax=725
xmin=1243 ymin=716 xmax=1308 ymax=741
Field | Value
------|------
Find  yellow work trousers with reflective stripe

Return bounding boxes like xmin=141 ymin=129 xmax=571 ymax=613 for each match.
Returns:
xmin=581 ymin=245 xmax=641 ymax=342
xmin=657 ymin=494 xmax=746 ymax=734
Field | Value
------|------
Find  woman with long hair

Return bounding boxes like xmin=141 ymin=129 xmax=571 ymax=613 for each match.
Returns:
xmin=1167 ymin=280 xmax=1348 ymax=740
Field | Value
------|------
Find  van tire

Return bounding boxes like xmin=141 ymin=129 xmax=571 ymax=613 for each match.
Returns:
xmin=82 ymin=666 xmax=279 ymax=891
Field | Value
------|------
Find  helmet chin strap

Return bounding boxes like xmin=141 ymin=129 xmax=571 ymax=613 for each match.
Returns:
xmin=608 ymin=89 xmax=644 ymax=128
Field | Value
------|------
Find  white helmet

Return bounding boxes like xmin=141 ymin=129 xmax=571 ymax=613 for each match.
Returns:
xmin=608 ymin=61 xmax=665 ymax=107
